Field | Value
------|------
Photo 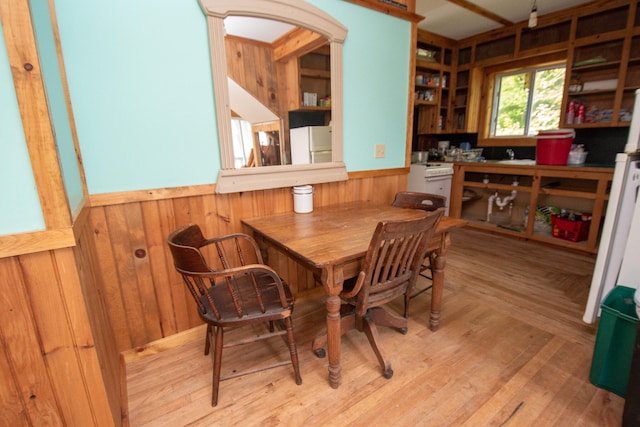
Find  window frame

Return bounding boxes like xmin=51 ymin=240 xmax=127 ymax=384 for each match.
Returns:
xmin=477 ymin=53 xmax=567 ymax=147
xmin=490 ymin=63 xmax=566 ymax=138
xmin=199 ymin=0 xmax=348 ymax=193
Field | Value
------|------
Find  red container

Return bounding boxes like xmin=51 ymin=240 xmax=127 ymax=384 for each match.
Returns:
xmin=551 ymin=214 xmax=590 ymax=242
xmin=536 ymin=129 xmax=575 ymax=165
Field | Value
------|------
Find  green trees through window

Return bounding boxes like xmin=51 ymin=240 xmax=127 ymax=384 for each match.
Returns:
xmin=491 ymin=64 xmax=566 ymax=137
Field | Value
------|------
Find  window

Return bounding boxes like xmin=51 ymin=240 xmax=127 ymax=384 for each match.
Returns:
xmin=490 ymin=64 xmax=566 ymax=137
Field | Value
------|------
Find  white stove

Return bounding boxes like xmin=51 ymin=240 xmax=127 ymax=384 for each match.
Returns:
xmin=408 ymin=162 xmax=454 ymax=215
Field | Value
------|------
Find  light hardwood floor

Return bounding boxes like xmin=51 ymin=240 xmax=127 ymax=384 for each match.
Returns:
xmin=124 ymin=228 xmax=625 ymax=426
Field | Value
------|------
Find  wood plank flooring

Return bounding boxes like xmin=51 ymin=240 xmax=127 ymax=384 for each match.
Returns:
xmin=124 ymin=228 xmax=625 ymax=426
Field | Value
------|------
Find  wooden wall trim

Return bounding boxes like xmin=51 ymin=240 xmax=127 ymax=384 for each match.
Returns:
xmin=348 ymin=167 xmax=409 ymax=179
xmin=47 ymin=0 xmax=89 ymax=199
xmin=0 ymin=198 xmax=91 ymax=259
xmin=89 ymin=184 xmax=217 ymax=207
xmin=89 ymin=169 xmax=409 ymax=207
xmin=343 ymin=0 xmax=422 ymax=22
xmin=0 ymin=228 xmax=75 ymax=259
xmin=0 ymin=0 xmax=71 ymax=230
xmin=2 ymin=168 xmax=410 ymax=259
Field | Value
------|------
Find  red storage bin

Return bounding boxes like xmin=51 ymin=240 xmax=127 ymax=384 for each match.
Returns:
xmin=551 ymin=214 xmax=591 ymax=242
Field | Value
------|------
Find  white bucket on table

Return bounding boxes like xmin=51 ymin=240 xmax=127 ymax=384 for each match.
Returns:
xmin=292 ymin=185 xmax=314 ymax=213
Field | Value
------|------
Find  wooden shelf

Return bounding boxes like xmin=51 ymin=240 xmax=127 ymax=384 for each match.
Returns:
xmin=539 ymin=187 xmax=598 ymax=199
xmin=291 ymin=106 xmax=331 ymax=112
xmin=300 ymin=68 xmax=330 ymax=79
xmin=464 ymin=181 xmax=532 ymax=192
xmin=415 ymin=100 xmax=437 ymax=106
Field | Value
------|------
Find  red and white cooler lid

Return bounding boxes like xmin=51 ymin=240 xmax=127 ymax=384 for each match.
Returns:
xmin=536 ymin=129 xmax=576 ymax=139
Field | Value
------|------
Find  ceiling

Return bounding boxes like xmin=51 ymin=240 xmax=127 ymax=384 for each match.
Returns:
xmin=224 ymin=16 xmax=294 ymax=43
xmin=225 ymin=1 xmax=596 ymax=43
xmin=416 ymin=0 xmax=594 ymax=40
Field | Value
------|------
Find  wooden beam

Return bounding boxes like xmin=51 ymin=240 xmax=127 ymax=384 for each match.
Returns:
xmin=447 ymin=0 xmax=513 ymax=27
xmin=343 ymin=0 xmax=424 ymax=22
xmin=272 ymin=27 xmax=327 ymax=62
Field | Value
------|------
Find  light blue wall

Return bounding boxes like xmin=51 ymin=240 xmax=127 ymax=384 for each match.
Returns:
xmin=0 ymin=21 xmax=46 ymax=235
xmin=31 ymin=0 xmax=84 ymax=211
xmin=55 ymin=0 xmax=219 ymax=194
xmin=310 ymin=1 xmax=411 ymax=171
xmin=54 ymin=0 xmax=412 ymax=194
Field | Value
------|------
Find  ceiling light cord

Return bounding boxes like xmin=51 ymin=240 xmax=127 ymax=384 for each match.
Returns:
xmin=528 ymin=0 xmax=538 ymax=28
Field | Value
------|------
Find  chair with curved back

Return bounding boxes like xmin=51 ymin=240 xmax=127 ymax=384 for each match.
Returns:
xmin=311 ymin=210 xmax=444 ymax=379
xmin=167 ymin=224 xmax=302 ymax=406
xmin=392 ymin=191 xmax=447 ymax=298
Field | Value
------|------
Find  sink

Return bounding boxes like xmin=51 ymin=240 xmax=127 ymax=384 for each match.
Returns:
xmin=497 ymin=159 xmax=536 ymax=165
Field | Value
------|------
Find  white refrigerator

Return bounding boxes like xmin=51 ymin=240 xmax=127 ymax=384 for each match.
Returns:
xmin=290 ymin=126 xmax=332 ymax=165
xmin=583 ymin=90 xmax=640 ymax=323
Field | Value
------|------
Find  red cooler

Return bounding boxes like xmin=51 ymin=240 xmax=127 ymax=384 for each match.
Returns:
xmin=536 ymin=129 xmax=575 ymax=165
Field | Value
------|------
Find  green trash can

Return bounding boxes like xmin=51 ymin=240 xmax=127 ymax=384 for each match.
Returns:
xmin=590 ymin=286 xmax=639 ymax=397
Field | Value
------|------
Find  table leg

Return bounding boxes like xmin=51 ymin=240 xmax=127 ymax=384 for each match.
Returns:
xmin=429 ymin=232 xmax=451 ymax=331
xmin=253 ymin=234 xmax=269 ymax=264
xmin=323 ymin=265 xmax=343 ymax=388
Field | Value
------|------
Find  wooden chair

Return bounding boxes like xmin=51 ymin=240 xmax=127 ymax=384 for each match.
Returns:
xmin=167 ymin=224 xmax=302 ymax=406
xmin=312 ymin=210 xmax=444 ymax=379
xmin=392 ymin=191 xmax=446 ymax=213
xmin=392 ymin=191 xmax=447 ymax=297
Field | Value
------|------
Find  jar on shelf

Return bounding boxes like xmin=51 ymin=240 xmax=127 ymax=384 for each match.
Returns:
xmin=567 ymin=100 xmax=576 ymax=124
xmin=569 ymin=75 xmax=583 ymax=93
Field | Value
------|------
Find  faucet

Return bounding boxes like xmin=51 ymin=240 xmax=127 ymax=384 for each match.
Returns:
xmin=506 ymin=148 xmax=515 ymax=160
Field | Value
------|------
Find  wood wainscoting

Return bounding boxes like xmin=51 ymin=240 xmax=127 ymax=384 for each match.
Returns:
xmin=87 ymin=171 xmax=407 ymax=353
xmin=0 ymin=209 xmax=120 ymax=426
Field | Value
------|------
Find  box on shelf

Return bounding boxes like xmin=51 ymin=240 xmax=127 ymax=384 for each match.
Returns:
xmin=582 ymin=79 xmax=618 ymax=91
xmin=551 ymin=214 xmax=591 ymax=242
xmin=302 ymin=92 xmax=317 ymax=107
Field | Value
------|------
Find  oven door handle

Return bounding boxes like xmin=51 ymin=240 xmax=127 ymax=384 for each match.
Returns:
xmin=424 ymin=174 xmax=453 ymax=181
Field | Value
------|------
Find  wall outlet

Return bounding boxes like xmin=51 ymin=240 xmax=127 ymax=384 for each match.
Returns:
xmin=374 ymin=144 xmax=385 ymax=158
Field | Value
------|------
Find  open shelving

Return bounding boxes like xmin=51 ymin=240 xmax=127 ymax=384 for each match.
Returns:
xmin=449 ymin=163 xmax=613 ymax=253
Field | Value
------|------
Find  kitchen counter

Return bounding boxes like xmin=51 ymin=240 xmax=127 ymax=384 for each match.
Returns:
xmin=451 ymin=160 xmax=614 ymax=173
xmin=449 ymin=162 xmax=614 ymax=253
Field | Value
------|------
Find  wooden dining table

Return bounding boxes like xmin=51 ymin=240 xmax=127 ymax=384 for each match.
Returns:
xmin=241 ymin=201 xmax=466 ymax=389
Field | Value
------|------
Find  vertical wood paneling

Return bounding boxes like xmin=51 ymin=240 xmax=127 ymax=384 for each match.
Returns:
xmin=0 ymin=341 xmax=27 ymax=425
xmin=19 ymin=251 xmax=96 ymax=425
xmin=73 ymin=217 xmax=122 ymax=426
xmin=90 ymin=207 xmax=131 ymax=351
xmin=157 ymin=198 xmax=192 ymax=333
xmin=0 ymin=257 xmax=62 ymax=425
xmin=105 ymin=204 xmax=151 ymax=348
xmin=1 ymin=244 xmax=117 ymax=426
xmin=140 ymin=202 xmax=178 ymax=338
xmin=87 ymin=174 xmax=407 ymax=352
